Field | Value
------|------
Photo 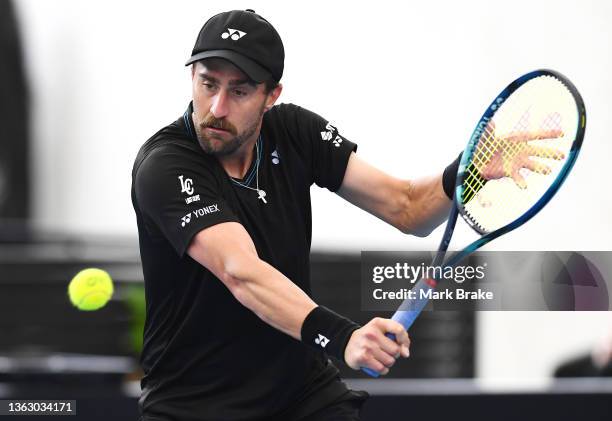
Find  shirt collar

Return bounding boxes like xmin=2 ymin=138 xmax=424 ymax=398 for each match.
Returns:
xmin=182 ymin=101 xmax=198 ymax=140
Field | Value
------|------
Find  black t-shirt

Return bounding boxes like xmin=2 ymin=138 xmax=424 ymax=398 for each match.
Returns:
xmin=131 ymin=102 xmax=358 ymax=421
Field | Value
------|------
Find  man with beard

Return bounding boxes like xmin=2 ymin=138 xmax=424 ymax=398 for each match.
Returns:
xmin=132 ymin=9 xmax=457 ymax=421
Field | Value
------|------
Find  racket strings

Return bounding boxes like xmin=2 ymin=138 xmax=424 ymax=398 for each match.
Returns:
xmin=462 ymin=97 xmax=537 ymax=203
xmin=461 ymin=75 xmax=576 ymax=233
xmin=463 ymin=106 xmax=561 ymax=203
xmin=463 ymin=79 xmax=545 ymax=202
xmin=462 ymin=126 xmax=497 ymax=203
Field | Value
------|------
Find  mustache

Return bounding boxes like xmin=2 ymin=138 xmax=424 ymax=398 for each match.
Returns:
xmin=200 ymin=114 xmax=237 ymax=135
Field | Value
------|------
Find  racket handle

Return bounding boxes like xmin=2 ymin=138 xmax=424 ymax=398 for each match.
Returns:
xmin=361 ymin=367 xmax=380 ymax=377
xmin=360 ymin=278 xmax=436 ymax=378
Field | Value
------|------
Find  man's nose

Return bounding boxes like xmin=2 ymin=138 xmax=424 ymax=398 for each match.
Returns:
xmin=210 ymin=90 xmax=229 ymax=119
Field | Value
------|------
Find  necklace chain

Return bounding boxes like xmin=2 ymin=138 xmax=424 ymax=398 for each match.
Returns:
xmin=230 ymin=136 xmax=267 ymax=203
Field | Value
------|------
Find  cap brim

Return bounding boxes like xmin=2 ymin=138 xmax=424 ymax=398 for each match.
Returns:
xmin=185 ymin=50 xmax=271 ymax=83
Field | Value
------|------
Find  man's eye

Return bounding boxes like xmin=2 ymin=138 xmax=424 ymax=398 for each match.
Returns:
xmin=233 ymin=89 xmax=246 ymax=97
xmin=203 ymin=82 xmax=216 ymax=90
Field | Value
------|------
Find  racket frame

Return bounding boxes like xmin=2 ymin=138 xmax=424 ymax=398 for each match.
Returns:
xmin=361 ymin=69 xmax=586 ymax=378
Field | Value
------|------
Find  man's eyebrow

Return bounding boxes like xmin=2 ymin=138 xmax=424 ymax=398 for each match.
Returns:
xmin=198 ymin=73 xmax=257 ymax=88
xmin=229 ymin=78 xmax=257 ymax=88
xmin=198 ymin=73 xmax=219 ymax=84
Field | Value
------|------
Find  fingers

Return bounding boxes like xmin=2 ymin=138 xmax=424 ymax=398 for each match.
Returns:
xmin=534 ymin=128 xmax=564 ymax=139
xmin=372 ymin=346 xmax=398 ymax=368
xmin=395 ymin=328 xmax=411 ymax=358
xmin=358 ymin=345 xmax=397 ymax=376
xmin=506 ymin=128 xmax=563 ymax=143
xmin=364 ymin=359 xmax=390 ymax=376
xmin=502 ymin=154 xmax=514 ymax=179
xmin=510 ymin=155 xmax=559 ymax=188
xmin=522 ymin=157 xmax=551 ymax=175
xmin=346 ymin=318 xmax=412 ymax=375
xmin=347 ymin=340 xmax=391 ymax=375
xmin=510 ymin=167 xmax=527 ymax=189
xmin=375 ymin=318 xmax=411 ymax=357
xmin=489 ymin=111 xmax=563 ymax=146
xmin=526 ymin=145 xmax=565 ymax=160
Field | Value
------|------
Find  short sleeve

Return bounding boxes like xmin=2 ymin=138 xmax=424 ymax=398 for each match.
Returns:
xmin=279 ymin=105 xmax=357 ymax=192
xmin=133 ymin=147 xmax=239 ymax=257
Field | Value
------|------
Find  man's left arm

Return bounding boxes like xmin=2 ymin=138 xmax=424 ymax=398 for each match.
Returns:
xmin=337 ymin=152 xmax=452 ymax=237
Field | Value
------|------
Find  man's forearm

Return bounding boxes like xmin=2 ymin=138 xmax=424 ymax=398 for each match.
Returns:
xmin=222 ymin=253 xmax=317 ymax=340
xmin=398 ymin=173 xmax=452 ymax=237
xmin=337 ymin=153 xmax=451 ymax=238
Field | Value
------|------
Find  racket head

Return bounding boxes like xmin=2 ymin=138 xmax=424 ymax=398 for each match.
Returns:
xmin=455 ymin=69 xmax=586 ymax=236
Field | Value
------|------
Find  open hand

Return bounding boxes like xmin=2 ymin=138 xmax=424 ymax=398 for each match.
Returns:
xmin=474 ymin=115 xmax=565 ymax=189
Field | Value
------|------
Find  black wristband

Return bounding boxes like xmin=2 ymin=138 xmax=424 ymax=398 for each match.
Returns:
xmin=301 ymin=306 xmax=360 ymax=363
xmin=442 ymin=152 xmax=462 ymax=200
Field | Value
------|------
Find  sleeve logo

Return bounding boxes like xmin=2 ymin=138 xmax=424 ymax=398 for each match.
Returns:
xmin=178 ymin=175 xmax=200 ymax=204
xmin=320 ymin=122 xmax=336 ymax=141
xmin=179 ymin=204 xmax=220 ymax=228
xmin=178 ymin=175 xmax=194 ymax=195
xmin=320 ymin=122 xmax=343 ymax=148
xmin=180 ymin=213 xmax=192 ymax=227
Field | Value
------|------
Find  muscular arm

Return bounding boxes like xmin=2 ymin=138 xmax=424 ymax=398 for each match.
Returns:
xmin=337 ymin=152 xmax=452 ymax=237
xmin=187 ymin=222 xmax=317 ymax=340
xmin=187 ymin=220 xmax=409 ymax=374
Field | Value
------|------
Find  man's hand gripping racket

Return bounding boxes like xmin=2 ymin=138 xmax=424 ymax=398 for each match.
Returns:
xmin=362 ymin=69 xmax=586 ymax=377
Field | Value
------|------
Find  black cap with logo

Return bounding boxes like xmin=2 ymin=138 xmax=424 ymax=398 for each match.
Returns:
xmin=185 ymin=9 xmax=284 ymax=83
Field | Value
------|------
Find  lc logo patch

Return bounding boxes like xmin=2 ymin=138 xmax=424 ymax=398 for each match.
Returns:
xmin=178 ymin=175 xmax=194 ymax=195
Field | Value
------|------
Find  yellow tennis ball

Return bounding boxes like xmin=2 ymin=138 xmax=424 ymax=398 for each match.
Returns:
xmin=68 ymin=268 xmax=114 ymax=311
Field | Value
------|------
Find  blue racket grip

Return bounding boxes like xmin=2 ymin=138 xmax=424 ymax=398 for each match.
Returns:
xmin=360 ymin=279 xmax=435 ymax=378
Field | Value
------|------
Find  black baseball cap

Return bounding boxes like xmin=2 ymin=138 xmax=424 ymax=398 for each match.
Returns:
xmin=185 ymin=9 xmax=284 ymax=83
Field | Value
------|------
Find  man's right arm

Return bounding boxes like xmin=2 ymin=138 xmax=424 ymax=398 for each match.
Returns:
xmin=187 ymin=222 xmax=410 ymax=374
xmin=187 ymin=221 xmax=317 ymax=340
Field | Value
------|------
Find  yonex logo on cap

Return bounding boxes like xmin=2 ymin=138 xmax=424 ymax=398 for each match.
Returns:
xmin=221 ymin=28 xmax=247 ymax=41
xmin=314 ymin=334 xmax=330 ymax=348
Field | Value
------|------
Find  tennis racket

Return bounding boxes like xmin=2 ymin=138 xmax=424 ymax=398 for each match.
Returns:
xmin=362 ymin=69 xmax=586 ymax=377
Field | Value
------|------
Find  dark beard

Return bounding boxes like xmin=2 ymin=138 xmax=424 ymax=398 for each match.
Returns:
xmin=194 ymin=106 xmax=265 ymax=157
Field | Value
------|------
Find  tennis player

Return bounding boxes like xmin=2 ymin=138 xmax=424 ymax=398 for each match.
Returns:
xmin=131 ymin=9 xmax=461 ymax=421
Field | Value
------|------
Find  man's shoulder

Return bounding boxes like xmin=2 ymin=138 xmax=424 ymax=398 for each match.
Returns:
xmin=133 ymin=119 xmax=204 ymax=176
xmin=266 ymin=102 xmax=312 ymax=120
xmin=264 ymin=102 xmax=327 ymax=134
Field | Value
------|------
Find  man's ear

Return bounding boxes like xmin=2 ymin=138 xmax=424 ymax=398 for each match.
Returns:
xmin=264 ymin=83 xmax=283 ymax=112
